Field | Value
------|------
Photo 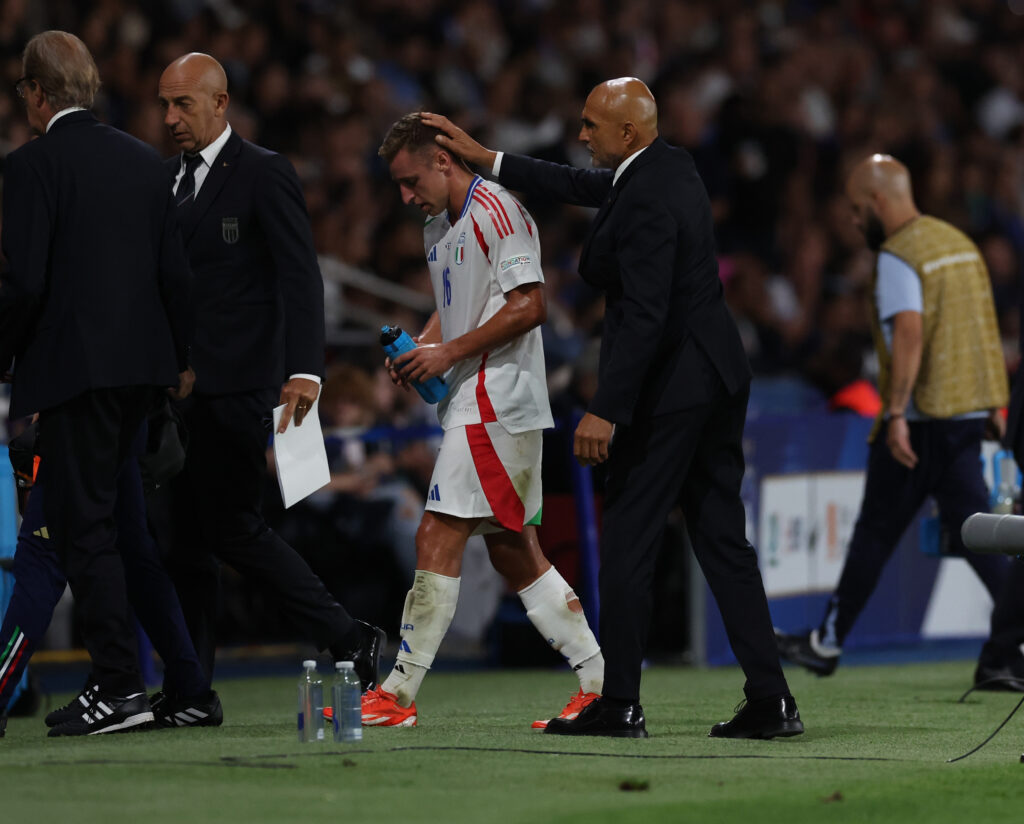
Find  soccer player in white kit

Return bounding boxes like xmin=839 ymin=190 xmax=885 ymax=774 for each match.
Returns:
xmin=364 ymin=113 xmax=604 ymax=728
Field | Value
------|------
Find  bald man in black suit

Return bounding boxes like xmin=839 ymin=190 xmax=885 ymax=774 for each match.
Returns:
xmin=425 ymin=79 xmax=802 ymax=739
xmin=155 ymin=53 xmax=383 ymax=688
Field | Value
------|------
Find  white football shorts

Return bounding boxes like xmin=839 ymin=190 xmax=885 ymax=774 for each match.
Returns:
xmin=425 ymin=422 xmax=543 ymax=535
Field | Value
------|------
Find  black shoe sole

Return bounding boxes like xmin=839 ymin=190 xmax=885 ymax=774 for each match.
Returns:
xmin=47 ymin=713 xmax=156 ymax=738
xmin=972 ymin=679 xmax=1024 ymax=693
xmin=710 ymin=721 xmax=805 ymax=740
xmin=544 ymin=727 xmax=649 ymax=738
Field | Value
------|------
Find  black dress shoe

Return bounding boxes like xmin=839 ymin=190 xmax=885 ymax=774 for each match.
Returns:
xmin=973 ymin=660 xmax=1024 ymax=692
xmin=544 ymin=696 xmax=649 ymax=738
xmin=709 ymin=694 xmax=804 ymax=739
xmin=775 ymin=629 xmax=839 ymax=676
xmin=334 ymin=621 xmax=386 ymax=692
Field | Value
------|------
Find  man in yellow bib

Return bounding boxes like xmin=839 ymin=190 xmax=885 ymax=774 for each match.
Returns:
xmin=777 ymin=155 xmax=1015 ymax=686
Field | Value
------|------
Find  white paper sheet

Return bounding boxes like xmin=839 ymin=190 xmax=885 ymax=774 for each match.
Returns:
xmin=271 ymin=397 xmax=331 ymax=508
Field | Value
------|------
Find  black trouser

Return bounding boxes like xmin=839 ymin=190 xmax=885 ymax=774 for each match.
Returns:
xmin=36 ymin=386 xmax=156 ymax=696
xmin=980 ymin=559 xmax=1024 ymax=667
xmin=819 ymin=418 xmax=1007 ymax=648
xmin=599 ymin=370 xmax=789 ymax=704
xmin=165 ymin=389 xmax=357 ymax=679
xmin=0 ymin=422 xmax=207 ymax=712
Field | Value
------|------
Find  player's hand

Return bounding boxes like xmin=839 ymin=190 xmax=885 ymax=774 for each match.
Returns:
xmin=886 ymin=416 xmax=917 ymax=469
xmin=574 ymin=412 xmax=614 ymax=466
xmin=169 ymin=367 xmax=195 ymax=400
xmin=420 ymin=112 xmax=497 ymax=169
xmin=278 ymin=376 xmax=320 ymax=433
xmin=385 ymin=355 xmax=411 ymax=390
xmin=394 ymin=343 xmax=454 ymax=383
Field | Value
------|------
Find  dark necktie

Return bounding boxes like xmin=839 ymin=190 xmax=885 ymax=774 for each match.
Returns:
xmin=176 ymin=153 xmax=203 ymax=208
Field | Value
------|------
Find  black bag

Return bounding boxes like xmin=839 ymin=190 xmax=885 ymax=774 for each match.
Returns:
xmin=139 ymin=398 xmax=188 ymax=494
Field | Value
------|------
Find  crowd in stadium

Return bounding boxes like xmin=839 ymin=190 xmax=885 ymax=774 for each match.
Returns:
xmin=2 ymin=0 xmax=1024 ymax=658
xmin=3 ymin=0 xmax=1023 ymax=389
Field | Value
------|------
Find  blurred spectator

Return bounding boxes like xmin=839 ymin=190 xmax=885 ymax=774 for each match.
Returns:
xmin=4 ymin=0 xmax=1024 ymax=651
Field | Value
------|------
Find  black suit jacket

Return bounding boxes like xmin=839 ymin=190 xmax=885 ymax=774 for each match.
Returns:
xmin=500 ymin=139 xmax=751 ymax=425
xmin=168 ymin=129 xmax=324 ymax=394
xmin=0 ymin=111 xmax=190 ymax=418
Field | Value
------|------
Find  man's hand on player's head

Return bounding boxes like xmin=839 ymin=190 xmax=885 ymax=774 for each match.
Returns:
xmin=420 ymin=112 xmax=497 ymax=169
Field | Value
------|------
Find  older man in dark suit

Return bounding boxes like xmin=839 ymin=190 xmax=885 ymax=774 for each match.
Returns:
xmin=0 ymin=31 xmax=193 ymax=735
xmin=424 ymin=79 xmax=802 ymax=739
xmin=155 ymin=53 xmax=383 ymax=687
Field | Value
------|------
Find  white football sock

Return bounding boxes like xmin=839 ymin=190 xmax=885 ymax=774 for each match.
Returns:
xmin=382 ymin=569 xmax=460 ymax=707
xmin=518 ymin=566 xmax=604 ymax=694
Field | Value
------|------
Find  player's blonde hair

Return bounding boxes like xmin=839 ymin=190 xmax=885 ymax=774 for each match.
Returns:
xmin=379 ymin=112 xmax=468 ymax=170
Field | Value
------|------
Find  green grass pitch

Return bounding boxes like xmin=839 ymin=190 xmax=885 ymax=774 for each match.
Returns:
xmin=1 ymin=661 xmax=1022 ymax=823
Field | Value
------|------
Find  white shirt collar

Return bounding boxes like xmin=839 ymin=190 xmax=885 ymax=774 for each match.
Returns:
xmin=46 ymin=107 xmax=86 ymax=133
xmin=188 ymin=122 xmax=232 ymax=169
xmin=612 ymin=145 xmax=648 ymax=186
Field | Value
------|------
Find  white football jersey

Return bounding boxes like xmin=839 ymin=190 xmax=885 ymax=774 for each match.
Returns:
xmin=423 ymin=176 xmax=553 ymax=434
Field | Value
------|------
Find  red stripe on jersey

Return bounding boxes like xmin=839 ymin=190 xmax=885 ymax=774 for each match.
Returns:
xmin=514 ymin=201 xmax=534 ymax=237
xmin=465 ymin=423 xmax=525 ymax=532
xmin=470 ymin=214 xmax=491 ymax=262
xmin=472 ymin=193 xmax=508 ymax=238
xmin=475 ymin=352 xmax=498 ymax=423
xmin=476 ymin=186 xmax=513 ymax=236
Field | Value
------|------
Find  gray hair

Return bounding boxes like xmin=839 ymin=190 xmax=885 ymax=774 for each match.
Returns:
xmin=23 ymin=30 xmax=101 ymax=111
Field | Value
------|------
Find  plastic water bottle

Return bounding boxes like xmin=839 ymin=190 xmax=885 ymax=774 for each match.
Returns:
xmin=992 ymin=452 xmax=1020 ymax=515
xmin=380 ymin=325 xmax=448 ymax=404
xmin=331 ymin=661 xmax=363 ymax=743
xmin=297 ymin=660 xmax=325 ymax=743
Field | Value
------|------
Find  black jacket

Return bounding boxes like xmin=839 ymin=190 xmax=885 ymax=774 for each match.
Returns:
xmin=500 ymin=138 xmax=750 ymax=425
xmin=168 ymin=129 xmax=324 ymax=394
xmin=0 ymin=111 xmax=190 ymax=417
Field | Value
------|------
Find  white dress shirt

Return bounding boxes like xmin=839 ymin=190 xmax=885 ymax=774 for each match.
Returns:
xmin=46 ymin=107 xmax=86 ymax=132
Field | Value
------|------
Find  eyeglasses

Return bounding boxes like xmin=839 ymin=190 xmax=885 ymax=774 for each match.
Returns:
xmin=14 ymin=76 xmax=33 ymax=99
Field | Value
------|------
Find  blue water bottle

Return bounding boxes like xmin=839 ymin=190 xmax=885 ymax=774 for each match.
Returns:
xmin=380 ymin=325 xmax=449 ymax=404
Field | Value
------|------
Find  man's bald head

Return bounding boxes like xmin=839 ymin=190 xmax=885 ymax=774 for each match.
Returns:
xmin=845 ymin=154 xmax=920 ymax=250
xmin=163 ymin=52 xmax=228 ymax=95
xmin=158 ymin=52 xmax=230 ymax=154
xmin=579 ymin=77 xmax=659 ymax=170
xmin=846 ymin=154 xmax=914 ymax=204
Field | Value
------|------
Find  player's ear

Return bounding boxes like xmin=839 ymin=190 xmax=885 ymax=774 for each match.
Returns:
xmin=435 ymin=148 xmax=451 ymax=172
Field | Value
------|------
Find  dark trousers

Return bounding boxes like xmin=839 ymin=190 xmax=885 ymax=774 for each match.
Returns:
xmin=980 ymin=558 xmax=1024 ymax=666
xmin=165 ymin=389 xmax=356 ymax=679
xmin=34 ymin=387 xmax=153 ymax=696
xmin=599 ymin=373 xmax=789 ymax=703
xmin=0 ymin=430 xmax=207 ymax=712
xmin=820 ymin=418 xmax=1008 ymax=648
xmin=982 ymin=375 xmax=1024 ymax=665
